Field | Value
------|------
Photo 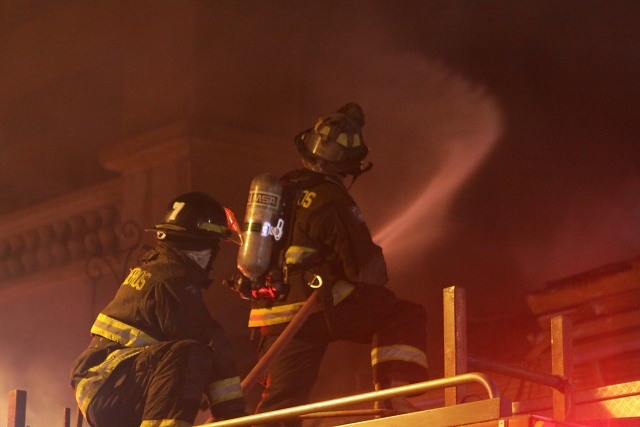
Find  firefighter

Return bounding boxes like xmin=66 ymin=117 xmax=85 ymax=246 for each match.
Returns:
xmin=241 ymin=103 xmax=429 ymax=425
xmin=70 ymin=192 xmax=247 ymax=427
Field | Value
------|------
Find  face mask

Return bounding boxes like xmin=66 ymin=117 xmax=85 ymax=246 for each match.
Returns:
xmin=183 ymin=249 xmax=212 ymax=270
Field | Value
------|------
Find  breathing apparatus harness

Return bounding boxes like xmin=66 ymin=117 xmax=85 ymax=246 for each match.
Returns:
xmin=226 ymin=171 xmax=332 ymax=302
xmin=229 ymin=103 xmax=373 ymax=301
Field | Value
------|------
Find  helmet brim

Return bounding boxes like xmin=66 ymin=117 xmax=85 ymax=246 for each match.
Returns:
xmin=146 ymin=221 xmax=242 ymax=245
xmin=294 ymin=131 xmax=368 ymax=175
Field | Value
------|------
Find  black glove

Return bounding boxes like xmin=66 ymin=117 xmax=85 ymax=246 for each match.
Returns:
xmin=222 ymin=274 xmax=252 ymax=300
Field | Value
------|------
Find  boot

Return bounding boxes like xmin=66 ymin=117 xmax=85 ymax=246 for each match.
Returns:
xmin=373 ymin=381 xmax=420 ymax=417
xmin=205 ymin=410 xmax=248 ymax=423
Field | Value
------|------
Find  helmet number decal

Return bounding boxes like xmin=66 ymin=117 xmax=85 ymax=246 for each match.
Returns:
xmin=297 ymin=190 xmax=317 ymax=208
xmin=168 ymin=201 xmax=186 ymax=221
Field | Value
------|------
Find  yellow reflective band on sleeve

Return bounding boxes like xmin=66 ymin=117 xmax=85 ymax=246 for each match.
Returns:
xmin=371 ymin=345 xmax=428 ymax=369
xmin=206 ymin=376 xmax=243 ymax=406
xmin=284 ymin=246 xmax=317 ymax=264
xmin=75 ymin=347 xmax=146 ymax=418
xmin=90 ymin=313 xmax=158 ymax=347
xmin=248 ymin=302 xmax=308 ymax=327
xmin=140 ymin=420 xmax=191 ymax=427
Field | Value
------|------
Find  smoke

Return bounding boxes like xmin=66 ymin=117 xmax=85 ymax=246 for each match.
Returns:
xmin=372 ymin=76 xmax=503 ymax=261
xmin=0 ymin=350 xmax=80 ymax=427
xmin=272 ymin=15 xmax=505 ymax=269
xmin=514 ymin=175 xmax=640 ymax=285
xmin=0 ymin=274 xmax=90 ymax=427
xmin=0 ymin=354 xmax=18 ymax=426
xmin=0 ymin=352 xmax=77 ymax=427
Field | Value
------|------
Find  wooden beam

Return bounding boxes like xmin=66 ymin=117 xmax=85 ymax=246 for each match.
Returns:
xmin=551 ymin=316 xmax=574 ymax=421
xmin=7 ymin=390 xmax=27 ymax=427
xmin=443 ymin=286 xmax=468 ymax=405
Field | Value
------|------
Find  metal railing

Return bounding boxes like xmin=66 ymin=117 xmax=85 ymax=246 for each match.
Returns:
xmin=199 ymin=372 xmax=499 ymax=427
xmin=443 ymin=286 xmax=575 ymax=421
xmin=6 ymin=286 xmax=578 ymax=426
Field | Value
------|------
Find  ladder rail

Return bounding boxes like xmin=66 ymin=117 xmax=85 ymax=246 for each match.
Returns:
xmin=199 ymin=372 xmax=499 ymax=427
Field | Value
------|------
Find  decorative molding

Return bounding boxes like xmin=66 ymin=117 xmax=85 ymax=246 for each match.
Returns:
xmin=0 ymin=204 xmax=122 ymax=284
xmin=84 ymin=219 xmax=143 ymax=288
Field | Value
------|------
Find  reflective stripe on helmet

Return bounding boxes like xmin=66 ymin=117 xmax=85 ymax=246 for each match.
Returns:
xmin=197 ymin=221 xmax=228 ymax=235
xmin=205 ymin=376 xmax=243 ymax=406
xmin=303 ymin=132 xmax=348 ymax=162
xmin=152 ymin=223 xmax=187 ymax=231
xmin=371 ymin=345 xmax=428 ymax=368
xmin=90 ymin=313 xmax=158 ymax=347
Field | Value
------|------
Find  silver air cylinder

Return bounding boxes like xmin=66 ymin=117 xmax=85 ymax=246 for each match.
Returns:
xmin=237 ymin=173 xmax=284 ymax=281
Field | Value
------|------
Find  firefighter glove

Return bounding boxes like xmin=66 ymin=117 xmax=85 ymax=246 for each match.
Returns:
xmin=222 ymin=274 xmax=252 ymax=300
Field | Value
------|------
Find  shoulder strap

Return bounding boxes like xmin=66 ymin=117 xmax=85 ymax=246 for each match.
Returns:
xmin=270 ymin=170 xmax=327 ymax=269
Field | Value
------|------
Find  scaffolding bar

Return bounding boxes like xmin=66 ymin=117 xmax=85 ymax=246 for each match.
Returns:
xmin=443 ymin=286 xmax=468 ymax=406
xmin=298 ymin=409 xmax=393 ymax=419
xmin=199 ymin=373 xmax=499 ymax=427
xmin=7 ymin=390 xmax=27 ymax=427
xmin=468 ymin=355 xmax=566 ymax=390
xmin=551 ymin=316 xmax=574 ymax=421
xmin=75 ymin=406 xmax=84 ymax=427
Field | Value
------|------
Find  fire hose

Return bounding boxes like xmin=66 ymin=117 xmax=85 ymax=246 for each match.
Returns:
xmin=240 ymin=288 xmax=322 ymax=393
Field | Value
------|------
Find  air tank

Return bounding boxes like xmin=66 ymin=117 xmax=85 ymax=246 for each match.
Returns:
xmin=237 ymin=173 xmax=284 ymax=281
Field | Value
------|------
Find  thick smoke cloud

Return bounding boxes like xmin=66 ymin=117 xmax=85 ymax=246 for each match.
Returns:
xmin=0 ymin=356 xmax=73 ymax=427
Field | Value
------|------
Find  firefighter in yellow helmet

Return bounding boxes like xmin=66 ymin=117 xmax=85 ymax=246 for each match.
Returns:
xmin=244 ymin=103 xmax=429 ymax=425
xmin=70 ymin=192 xmax=246 ymax=427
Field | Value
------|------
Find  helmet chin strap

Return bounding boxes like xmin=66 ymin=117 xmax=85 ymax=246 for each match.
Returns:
xmin=345 ymin=161 xmax=373 ymax=189
xmin=304 ymin=157 xmax=372 ymax=180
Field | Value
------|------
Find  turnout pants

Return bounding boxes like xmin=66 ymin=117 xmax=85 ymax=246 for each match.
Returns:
xmin=86 ymin=340 xmax=242 ymax=427
xmin=255 ymin=285 xmax=428 ymax=427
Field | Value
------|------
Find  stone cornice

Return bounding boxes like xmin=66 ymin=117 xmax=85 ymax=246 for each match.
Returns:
xmin=0 ymin=203 xmax=123 ymax=284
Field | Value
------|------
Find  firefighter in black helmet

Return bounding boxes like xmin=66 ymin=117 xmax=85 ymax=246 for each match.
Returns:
xmin=247 ymin=103 xmax=429 ymax=425
xmin=70 ymin=192 xmax=247 ymax=427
